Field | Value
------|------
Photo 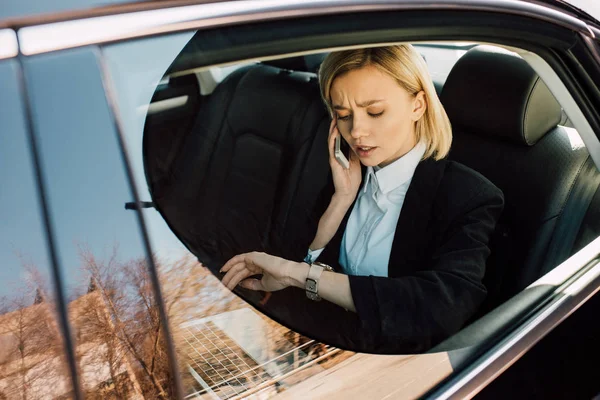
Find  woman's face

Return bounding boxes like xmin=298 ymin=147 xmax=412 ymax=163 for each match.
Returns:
xmin=330 ymin=65 xmax=426 ymax=168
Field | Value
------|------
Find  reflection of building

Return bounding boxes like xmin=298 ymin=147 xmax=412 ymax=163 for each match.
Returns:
xmin=0 ymin=299 xmax=68 ymax=400
xmin=180 ymin=308 xmax=340 ymax=400
xmin=0 ymin=290 xmax=142 ymax=399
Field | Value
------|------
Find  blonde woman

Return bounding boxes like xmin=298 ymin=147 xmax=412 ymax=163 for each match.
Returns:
xmin=221 ymin=45 xmax=504 ymax=352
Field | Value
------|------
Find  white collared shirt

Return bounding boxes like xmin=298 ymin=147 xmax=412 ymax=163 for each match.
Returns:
xmin=308 ymin=141 xmax=427 ymax=277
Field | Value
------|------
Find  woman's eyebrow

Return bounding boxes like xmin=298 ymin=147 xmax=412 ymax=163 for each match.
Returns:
xmin=333 ymin=99 xmax=384 ymax=110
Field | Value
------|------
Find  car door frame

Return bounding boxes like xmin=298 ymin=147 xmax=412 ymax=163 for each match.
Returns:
xmin=6 ymin=1 xmax=600 ymax=398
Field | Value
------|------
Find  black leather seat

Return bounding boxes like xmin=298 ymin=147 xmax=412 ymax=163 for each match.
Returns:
xmin=441 ymin=45 xmax=600 ymax=310
xmin=154 ymin=64 xmax=331 ymax=270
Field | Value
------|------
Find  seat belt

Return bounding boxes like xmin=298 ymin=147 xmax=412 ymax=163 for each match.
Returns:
xmin=543 ymin=156 xmax=600 ymax=274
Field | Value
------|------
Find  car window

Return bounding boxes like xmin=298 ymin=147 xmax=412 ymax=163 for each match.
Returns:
xmin=97 ymin=33 xmax=488 ymax=397
xmin=101 ymin=33 xmax=365 ymax=399
xmin=99 ymin=19 xmax=598 ymax=400
xmin=0 ymin=59 xmax=73 ymax=399
xmin=20 ymin=47 xmax=180 ymax=399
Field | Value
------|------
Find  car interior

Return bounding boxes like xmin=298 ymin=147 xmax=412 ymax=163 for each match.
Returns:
xmin=141 ymin=41 xmax=600 ymax=352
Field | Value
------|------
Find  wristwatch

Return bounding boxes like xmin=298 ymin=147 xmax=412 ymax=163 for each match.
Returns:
xmin=305 ymin=261 xmax=333 ymax=301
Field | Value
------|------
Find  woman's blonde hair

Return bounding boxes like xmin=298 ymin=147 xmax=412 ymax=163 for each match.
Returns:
xmin=318 ymin=44 xmax=452 ymax=160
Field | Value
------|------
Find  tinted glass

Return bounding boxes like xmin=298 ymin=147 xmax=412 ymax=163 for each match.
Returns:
xmin=102 ymin=32 xmax=362 ymax=399
xmin=0 ymin=59 xmax=74 ymax=399
xmin=98 ymin=17 xmax=598 ymax=399
xmin=22 ymin=48 xmax=178 ymax=398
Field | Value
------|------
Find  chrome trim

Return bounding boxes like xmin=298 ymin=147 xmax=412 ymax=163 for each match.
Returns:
xmin=586 ymin=24 xmax=596 ymax=40
xmin=17 ymin=0 xmax=592 ymax=56
xmin=428 ymin=236 xmax=600 ymax=399
xmin=0 ymin=29 xmax=18 ymax=59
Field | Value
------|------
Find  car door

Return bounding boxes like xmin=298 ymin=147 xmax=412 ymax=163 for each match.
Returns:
xmin=8 ymin=1 xmax=600 ymax=399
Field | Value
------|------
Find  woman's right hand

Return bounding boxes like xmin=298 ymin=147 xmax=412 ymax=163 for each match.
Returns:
xmin=328 ymin=117 xmax=362 ymax=203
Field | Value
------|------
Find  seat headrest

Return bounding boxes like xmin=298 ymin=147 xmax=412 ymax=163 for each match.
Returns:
xmin=441 ymin=46 xmax=562 ymax=146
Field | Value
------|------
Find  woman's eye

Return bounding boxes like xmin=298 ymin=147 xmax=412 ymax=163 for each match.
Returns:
xmin=337 ymin=114 xmax=351 ymax=121
xmin=368 ymin=111 xmax=384 ymax=118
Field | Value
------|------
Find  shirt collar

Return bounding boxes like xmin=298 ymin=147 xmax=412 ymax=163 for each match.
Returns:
xmin=363 ymin=141 xmax=427 ymax=195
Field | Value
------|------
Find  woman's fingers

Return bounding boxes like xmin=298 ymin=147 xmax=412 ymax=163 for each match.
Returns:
xmin=225 ymin=268 xmax=253 ymax=291
xmin=221 ymin=253 xmax=247 ymax=273
xmin=240 ymin=278 xmax=264 ymax=291
xmin=221 ymin=261 xmax=247 ymax=287
xmin=220 ymin=251 xmax=291 ymax=291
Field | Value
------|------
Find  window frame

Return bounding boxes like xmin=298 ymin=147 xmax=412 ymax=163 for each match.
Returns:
xmin=7 ymin=1 xmax=600 ymax=398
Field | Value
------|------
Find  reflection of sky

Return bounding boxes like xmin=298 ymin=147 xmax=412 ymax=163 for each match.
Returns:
xmin=0 ymin=60 xmax=51 ymax=299
xmin=0 ymin=31 xmax=195 ymax=303
xmin=20 ymin=48 xmax=153 ymax=299
xmin=103 ymin=31 xmax=196 ymax=264
xmin=1 ymin=0 xmax=127 ymax=20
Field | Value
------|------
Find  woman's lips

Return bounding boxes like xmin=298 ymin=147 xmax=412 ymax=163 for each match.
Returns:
xmin=355 ymin=145 xmax=377 ymax=157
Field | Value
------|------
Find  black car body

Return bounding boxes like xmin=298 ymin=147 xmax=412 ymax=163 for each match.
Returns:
xmin=1 ymin=1 xmax=600 ymax=399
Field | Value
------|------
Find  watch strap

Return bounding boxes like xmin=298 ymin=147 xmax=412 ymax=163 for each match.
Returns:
xmin=305 ymin=262 xmax=332 ymax=301
xmin=306 ymin=264 xmax=324 ymax=301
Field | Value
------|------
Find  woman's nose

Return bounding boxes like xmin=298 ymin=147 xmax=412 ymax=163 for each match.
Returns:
xmin=350 ymin=118 xmax=369 ymax=139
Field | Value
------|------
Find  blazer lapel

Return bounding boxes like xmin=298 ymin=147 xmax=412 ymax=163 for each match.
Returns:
xmin=387 ymin=158 xmax=446 ymax=277
xmin=317 ymin=158 xmax=446 ymax=276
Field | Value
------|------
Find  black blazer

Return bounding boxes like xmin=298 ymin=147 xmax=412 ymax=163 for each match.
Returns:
xmin=265 ymin=157 xmax=504 ymax=354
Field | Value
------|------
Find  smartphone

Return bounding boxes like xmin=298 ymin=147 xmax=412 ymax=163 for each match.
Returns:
xmin=334 ymin=135 xmax=350 ymax=169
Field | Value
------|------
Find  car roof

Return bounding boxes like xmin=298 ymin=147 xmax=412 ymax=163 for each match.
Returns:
xmin=0 ymin=0 xmax=226 ymax=26
xmin=1 ymin=0 xmax=597 ymax=31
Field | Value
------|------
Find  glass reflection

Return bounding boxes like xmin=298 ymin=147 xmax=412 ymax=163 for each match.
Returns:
xmin=21 ymin=48 xmax=177 ymax=398
xmin=102 ymin=32 xmax=356 ymax=398
xmin=0 ymin=60 xmax=71 ymax=399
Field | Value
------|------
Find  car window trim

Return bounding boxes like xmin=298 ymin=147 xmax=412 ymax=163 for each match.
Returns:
xmin=15 ymin=0 xmax=594 ymax=56
xmin=425 ymin=236 xmax=600 ymax=399
xmin=0 ymin=28 xmax=18 ymax=59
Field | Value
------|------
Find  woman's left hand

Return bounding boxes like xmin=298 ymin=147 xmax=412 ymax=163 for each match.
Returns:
xmin=220 ymin=252 xmax=302 ymax=292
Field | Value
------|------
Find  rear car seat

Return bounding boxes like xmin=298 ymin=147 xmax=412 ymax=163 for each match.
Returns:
xmin=153 ymin=64 xmax=331 ymax=271
xmin=441 ymin=45 xmax=600 ymax=311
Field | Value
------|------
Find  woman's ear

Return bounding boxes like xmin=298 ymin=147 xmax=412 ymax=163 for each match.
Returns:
xmin=411 ymin=91 xmax=427 ymax=121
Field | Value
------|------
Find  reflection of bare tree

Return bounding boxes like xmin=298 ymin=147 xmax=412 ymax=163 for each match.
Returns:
xmin=0 ymin=293 xmax=67 ymax=399
xmin=0 ymin=250 xmax=70 ymax=400
xmin=0 ymin=245 xmax=353 ymax=399
xmin=161 ymin=256 xmax=355 ymax=398
xmin=75 ymin=245 xmax=228 ymax=399
xmin=77 ymin=244 xmax=169 ymax=399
